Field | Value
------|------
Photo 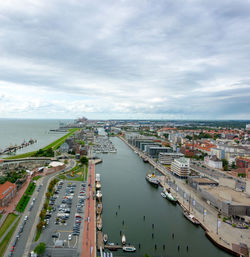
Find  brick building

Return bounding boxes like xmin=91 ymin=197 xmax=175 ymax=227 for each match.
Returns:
xmin=0 ymin=181 xmax=17 ymax=207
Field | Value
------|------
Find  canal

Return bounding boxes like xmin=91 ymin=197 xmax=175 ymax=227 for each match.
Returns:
xmin=96 ymin=137 xmax=232 ymax=257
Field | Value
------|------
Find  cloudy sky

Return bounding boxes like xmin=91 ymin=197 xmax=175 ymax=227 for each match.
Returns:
xmin=0 ymin=0 xmax=250 ymax=120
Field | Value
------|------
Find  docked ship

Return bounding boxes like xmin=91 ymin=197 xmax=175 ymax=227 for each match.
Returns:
xmin=96 ymin=181 xmax=101 ymax=190
xmin=96 ymin=190 xmax=102 ymax=201
xmin=145 ymin=173 xmax=159 ymax=187
xmin=183 ymin=210 xmax=200 ymax=225
xmin=97 ymin=203 xmax=103 ymax=214
xmin=163 ymin=188 xmax=177 ymax=203
xmin=97 ymin=215 xmax=102 ymax=230
xmin=123 ymin=246 xmax=136 ymax=252
xmin=103 ymin=234 xmax=108 ymax=244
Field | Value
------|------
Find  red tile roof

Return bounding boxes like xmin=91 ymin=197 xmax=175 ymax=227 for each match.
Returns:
xmin=0 ymin=181 xmax=16 ymax=200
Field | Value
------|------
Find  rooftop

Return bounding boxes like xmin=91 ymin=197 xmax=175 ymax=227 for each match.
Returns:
xmin=0 ymin=181 xmax=16 ymax=200
xmin=200 ymin=185 xmax=250 ymax=205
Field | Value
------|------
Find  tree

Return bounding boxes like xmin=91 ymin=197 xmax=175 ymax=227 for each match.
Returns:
xmin=34 ymin=242 xmax=46 ymax=255
xmin=80 ymin=156 xmax=88 ymax=166
xmin=222 ymin=159 xmax=229 ymax=171
xmin=36 ymin=221 xmax=44 ymax=231
xmin=40 ymin=210 xmax=46 ymax=220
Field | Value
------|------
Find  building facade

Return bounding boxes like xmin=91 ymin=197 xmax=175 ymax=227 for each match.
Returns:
xmin=158 ymin=152 xmax=184 ymax=165
xmin=0 ymin=181 xmax=17 ymax=207
xmin=171 ymin=157 xmax=190 ymax=178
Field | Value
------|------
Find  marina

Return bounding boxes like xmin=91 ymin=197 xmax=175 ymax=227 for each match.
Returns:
xmin=96 ymin=136 xmax=232 ymax=257
xmin=93 ymin=136 xmax=117 ymax=154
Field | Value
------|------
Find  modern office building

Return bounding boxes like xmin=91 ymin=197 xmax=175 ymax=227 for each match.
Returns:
xmin=158 ymin=152 xmax=184 ymax=165
xmin=171 ymin=157 xmax=190 ymax=178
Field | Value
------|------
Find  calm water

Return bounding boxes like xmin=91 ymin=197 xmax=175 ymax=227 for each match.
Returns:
xmin=0 ymin=119 xmax=71 ymax=155
xmin=96 ymin=137 xmax=232 ymax=257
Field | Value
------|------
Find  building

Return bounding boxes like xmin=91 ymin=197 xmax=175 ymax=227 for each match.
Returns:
xmin=188 ymin=176 xmax=219 ymax=190
xmin=236 ymin=157 xmax=250 ymax=169
xmin=145 ymin=146 xmax=172 ymax=158
xmin=158 ymin=152 xmax=184 ymax=165
xmin=198 ymin=185 xmax=250 ymax=216
xmin=59 ymin=142 xmax=70 ymax=153
xmin=171 ymin=157 xmax=190 ymax=178
xmin=0 ymin=181 xmax=17 ymax=207
xmin=204 ymin=155 xmax=223 ymax=169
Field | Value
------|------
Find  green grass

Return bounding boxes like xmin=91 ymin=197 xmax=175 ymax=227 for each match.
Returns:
xmin=32 ymin=175 xmax=42 ymax=181
xmin=34 ymin=230 xmax=41 ymax=241
xmin=25 ymin=182 xmax=36 ymax=196
xmin=0 ymin=217 xmax=20 ymax=257
xmin=43 ymin=128 xmax=79 ymax=150
xmin=0 ymin=214 xmax=18 ymax=238
xmin=4 ymin=128 xmax=79 ymax=160
xmin=16 ymin=195 xmax=31 ymax=212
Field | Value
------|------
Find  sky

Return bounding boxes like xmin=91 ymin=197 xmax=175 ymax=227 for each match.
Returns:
xmin=0 ymin=0 xmax=250 ymax=120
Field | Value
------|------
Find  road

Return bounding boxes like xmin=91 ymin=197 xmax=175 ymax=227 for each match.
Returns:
xmin=5 ymin=159 xmax=76 ymax=257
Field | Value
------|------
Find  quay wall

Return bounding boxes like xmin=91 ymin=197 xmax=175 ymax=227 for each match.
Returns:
xmin=118 ymin=136 xmax=247 ymax=257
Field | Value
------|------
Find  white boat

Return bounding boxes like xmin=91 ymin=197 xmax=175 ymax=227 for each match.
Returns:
xmin=103 ymin=234 xmax=108 ymax=243
xmin=96 ymin=190 xmax=102 ymax=200
xmin=161 ymin=192 xmax=166 ymax=198
xmin=145 ymin=173 xmax=159 ymax=187
xmin=183 ymin=210 xmax=200 ymax=225
xmin=121 ymin=234 xmax=126 ymax=245
xmin=123 ymin=246 xmax=136 ymax=252
xmin=164 ymin=189 xmax=177 ymax=203
xmin=96 ymin=181 xmax=101 ymax=189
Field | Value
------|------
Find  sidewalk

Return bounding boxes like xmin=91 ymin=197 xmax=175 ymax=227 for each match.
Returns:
xmin=81 ymin=162 xmax=96 ymax=257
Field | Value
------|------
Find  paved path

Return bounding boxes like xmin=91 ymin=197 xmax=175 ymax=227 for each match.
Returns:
xmin=81 ymin=162 xmax=96 ymax=257
xmin=0 ymin=216 xmax=19 ymax=243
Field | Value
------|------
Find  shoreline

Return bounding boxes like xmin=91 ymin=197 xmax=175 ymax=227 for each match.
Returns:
xmin=118 ymin=135 xmax=248 ymax=257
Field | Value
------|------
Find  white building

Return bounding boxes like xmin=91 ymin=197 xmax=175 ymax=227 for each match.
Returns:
xmin=204 ymin=155 xmax=223 ymax=169
xmin=171 ymin=157 xmax=190 ymax=178
xmin=158 ymin=152 xmax=184 ymax=165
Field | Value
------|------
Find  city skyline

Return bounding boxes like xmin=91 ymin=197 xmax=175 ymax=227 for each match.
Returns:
xmin=0 ymin=0 xmax=250 ymax=119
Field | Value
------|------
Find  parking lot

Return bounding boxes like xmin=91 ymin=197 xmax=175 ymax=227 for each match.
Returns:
xmin=39 ymin=180 xmax=87 ymax=256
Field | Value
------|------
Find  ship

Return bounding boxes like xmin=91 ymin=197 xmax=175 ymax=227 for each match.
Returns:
xmin=121 ymin=234 xmax=126 ymax=245
xmin=123 ymin=246 xmax=136 ymax=252
xmin=97 ymin=203 xmax=103 ymax=214
xmin=183 ymin=210 xmax=200 ymax=225
xmin=96 ymin=181 xmax=101 ymax=190
xmin=163 ymin=188 xmax=177 ymax=203
xmin=103 ymin=234 xmax=108 ymax=244
xmin=145 ymin=173 xmax=159 ymax=187
xmin=96 ymin=215 xmax=102 ymax=230
xmin=96 ymin=190 xmax=102 ymax=201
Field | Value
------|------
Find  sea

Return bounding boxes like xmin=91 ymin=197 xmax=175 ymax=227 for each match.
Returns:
xmin=0 ymin=119 xmax=72 ymax=156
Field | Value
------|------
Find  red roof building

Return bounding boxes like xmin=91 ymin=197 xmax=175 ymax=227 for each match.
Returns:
xmin=0 ymin=181 xmax=17 ymax=207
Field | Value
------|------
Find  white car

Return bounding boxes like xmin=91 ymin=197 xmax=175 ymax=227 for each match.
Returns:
xmin=68 ymin=234 xmax=72 ymax=240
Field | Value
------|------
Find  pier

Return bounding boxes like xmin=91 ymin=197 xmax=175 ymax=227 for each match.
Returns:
xmin=81 ymin=162 xmax=96 ymax=257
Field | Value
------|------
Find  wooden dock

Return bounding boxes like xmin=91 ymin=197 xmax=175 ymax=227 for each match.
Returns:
xmin=97 ymin=231 xmax=104 ymax=250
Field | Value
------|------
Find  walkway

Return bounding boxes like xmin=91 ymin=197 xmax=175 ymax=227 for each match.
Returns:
xmin=81 ymin=162 xmax=96 ymax=257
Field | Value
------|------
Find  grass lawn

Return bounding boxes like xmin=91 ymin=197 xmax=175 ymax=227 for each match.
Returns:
xmin=4 ymin=128 xmax=79 ymax=160
xmin=25 ymin=182 xmax=36 ymax=196
xmin=32 ymin=175 xmax=42 ymax=181
xmin=16 ymin=195 xmax=31 ymax=212
xmin=0 ymin=214 xmax=18 ymax=238
xmin=34 ymin=230 xmax=41 ymax=242
xmin=0 ymin=217 xmax=20 ymax=257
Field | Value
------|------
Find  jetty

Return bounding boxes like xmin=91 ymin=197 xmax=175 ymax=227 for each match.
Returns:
xmin=0 ymin=139 xmax=37 ymax=155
